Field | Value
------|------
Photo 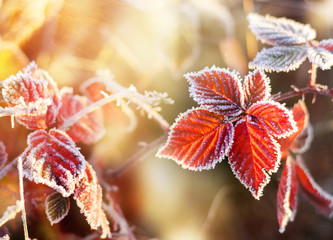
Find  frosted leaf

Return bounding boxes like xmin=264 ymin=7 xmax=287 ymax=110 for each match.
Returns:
xmin=296 ymin=156 xmax=333 ymax=217
xmin=45 ymin=192 xmax=70 ymax=225
xmin=248 ymin=13 xmax=316 ymax=45
xmin=22 ymin=129 xmax=86 ymax=197
xmin=247 ymin=100 xmax=297 ymax=138
xmin=318 ymin=39 xmax=333 ymax=53
xmin=157 ymin=108 xmax=234 ymax=171
xmin=307 ymin=47 xmax=333 ymax=70
xmin=1 ymin=62 xmax=61 ymax=129
xmin=57 ymin=88 xmax=105 ymax=144
xmin=277 ymin=156 xmax=298 ymax=233
xmin=185 ymin=66 xmax=244 ymax=117
xmin=249 ymin=46 xmax=308 ymax=72
xmin=74 ymin=163 xmax=111 ymax=239
xmin=0 ymin=142 xmax=8 ymax=170
xmin=243 ymin=69 xmax=271 ymax=108
xmin=228 ymin=118 xmax=281 ymax=199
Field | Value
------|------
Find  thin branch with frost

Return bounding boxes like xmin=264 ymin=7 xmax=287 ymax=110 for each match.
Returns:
xmin=17 ymin=157 xmax=29 ymax=240
xmin=0 ymin=200 xmax=23 ymax=227
xmin=0 ymin=157 xmax=19 ymax=181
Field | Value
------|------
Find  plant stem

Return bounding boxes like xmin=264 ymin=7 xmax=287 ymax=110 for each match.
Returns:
xmin=272 ymin=86 xmax=333 ymax=102
xmin=17 ymin=157 xmax=29 ymax=240
xmin=0 ymin=157 xmax=19 ymax=180
xmin=309 ymin=63 xmax=318 ymax=86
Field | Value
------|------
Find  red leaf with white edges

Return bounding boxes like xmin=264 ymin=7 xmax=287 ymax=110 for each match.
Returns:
xmin=22 ymin=129 xmax=86 ymax=197
xmin=57 ymin=88 xmax=105 ymax=144
xmin=184 ymin=66 xmax=244 ymax=117
xmin=279 ymin=100 xmax=311 ymax=159
xmin=0 ymin=141 xmax=8 ymax=170
xmin=228 ymin=118 xmax=281 ymax=199
xmin=277 ymin=156 xmax=298 ymax=233
xmin=74 ymin=163 xmax=111 ymax=239
xmin=2 ymin=62 xmax=60 ymax=129
xmin=157 ymin=108 xmax=234 ymax=171
xmin=296 ymin=156 xmax=333 ymax=217
xmin=243 ymin=70 xmax=271 ymax=108
xmin=318 ymin=39 xmax=333 ymax=53
xmin=247 ymin=100 xmax=297 ymax=138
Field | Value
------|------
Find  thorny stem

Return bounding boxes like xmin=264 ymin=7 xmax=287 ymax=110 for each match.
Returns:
xmin=272 ymin=85 xmax=333 ymax=102
xmin=18 ymin=157 xmax=29 ymax=240
xmin=309 ymin=63 xmax=318 ymax=86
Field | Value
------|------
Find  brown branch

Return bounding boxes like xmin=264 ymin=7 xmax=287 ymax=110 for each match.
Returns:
xmin=272 ymin=86 xmax=333 ymax=102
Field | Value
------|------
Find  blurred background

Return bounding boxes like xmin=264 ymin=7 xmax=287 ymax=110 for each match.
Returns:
xmin=0 ymin=0 xmax=333 ymax=239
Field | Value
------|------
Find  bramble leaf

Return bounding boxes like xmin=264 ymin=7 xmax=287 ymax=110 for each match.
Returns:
xmin=74 ymin=163 xmax=111 ymax=239
xmin=249 ymin=46 xmax=308 ymax=72
xmin=307 ymin=47 xmax=333 ymax=70
xmin=247 ymin=13 xmax=316 ymax=45
xmin=247 ymin=100 xmax=297 ymax=138
xmin=296 ymin=156 xmax=333 ymax=217
xmin=2 ymin=62 xmax=60 ymax=129
xmin=57 ymin=88 xmax=105 ymax=144
xmin=185 ymin=66 xmax=244 ymax=117
xmin=45 ymin=192 xmax=70 ymax=225
xmin=22 ymin=129 xmax=86 ymax=197
xmin=243 ymin=70 xmax=271 ymax=108
xmin=0 ymin=141 xmax=8 ymax=170
xmin=157 ymin=108 xmax=234 ymax=170
xmin=318 ymin=39 xmax=333 ymax=53
xmin=277 ymin=156 xmax=298 ymax=233
xmin=228 ymin=118 xmax=281 ymax=199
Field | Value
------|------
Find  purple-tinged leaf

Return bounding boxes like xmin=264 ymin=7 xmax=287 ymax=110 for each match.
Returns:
xmin=249 ymin=46 xmax=308 ymax=72
xmin=45 ymin=192 xmax=70 ymax=225
xmin=277 ymin=156 xmax=298 ymax=233
xmin=247 ymin=100 xmax=297 ymax=138
xmin=318 ymin=39 xmax=333 ymax=53
xmin=296 ymin=156 xmax=333 ymax=217
xmin=248 ymin=13 xmax=316 ymax=45
xmin=185 ymin=66 xmax=244 ymax=117
xmin=22 ymin=129 xmax=86 ymax=197
xmin=243 ymin=69 xmax=271 ymax=108
xmin=157 ymin=108 xmax=234 ymax=171
xmin=307 ymin=47 xmax=333 ymax=70
xmin=228 ymin=118 xmax=281 ymax=199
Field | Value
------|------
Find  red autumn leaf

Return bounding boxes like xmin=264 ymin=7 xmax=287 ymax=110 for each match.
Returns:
xmin=2 ymin=62 xmax=60 ymax=129
xmin=81 ymin=81 xmax=107 ymax=102
xmin=157 ymin=108 xmax=234 ymax=170
xmin=74 ymin=162 xmax=111 ymax=239
xmin=318 ymin=39 xmax=333 ymax=52
xmin=247 ymin=100 xmax=297 ymax=138
xmin=228 ymin=118 xmax=281 ymax=199
xmin=296 ymin=156 xmax=333 ymax=217
xmin=22 ymin=129 xmax=86 ymax=197
xmin=279 ymin=100 xmax=311 ymax=158
xmin=0 ymin=141 xmax=8 ymax=170
xmin=185 ymin=66 xmax=244 ymax=117
xmin=277 ymin=156 xmax=298 ymax=233
xmin=243 ymin=69 xmax=271 ymax=107
xmin=57 ymin=88 xmax=105 ymax=144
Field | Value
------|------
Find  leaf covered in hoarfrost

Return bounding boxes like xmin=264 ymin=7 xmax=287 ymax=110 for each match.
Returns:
xmin=185 ymin=66 xmax=244 ymax=117
xmin=318 ymin=39 xmax=333 ymax=53
xmin=249 ymin=45 xmax=308 ymax=72
xmin=74 ymin=163 xmax=111 ymax=239
xmin=45 ymin=192 xmax=70 ymax=225
xmin=0 ymin=141 xmax=8 ymax=170
xmin=277 ymin=156 xmax=298 ymax=233
xmin=248 ymin=13 xmax=316 ymax=45
xmin=157 ymin=108 xmax=234 ymax=170
xmin=1 ymin=62 xmax=60 ymax=129
xmin=228 ymin=118 xmax=281 ymax=199
xmin=22 ymin=129 xmax=86 ymax=197
xmin=307 ymin=47 xmax=333 ymax=70
xmin=57 ymin=88 xmax=105 ymax=144
xmin=247 ymin=100 xmax=297 ymax=138
xmin=296 ymin=156 xmax=333 ymax=217
xmin=243 ymin=70 xmax=271 ymax=108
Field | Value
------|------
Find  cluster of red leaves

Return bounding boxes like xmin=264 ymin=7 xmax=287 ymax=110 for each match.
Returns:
xmin=158 ymin=66 xmax=297 ymax=199
xmin=277 ymin=101 xmax=333 ymax=232
xmin=1 ymin=62 xmax=110 ymax=238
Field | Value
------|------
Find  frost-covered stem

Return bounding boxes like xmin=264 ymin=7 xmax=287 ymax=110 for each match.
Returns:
xmin=309 ymin=63 xmax=318 ymax=86
xmin=107 ymin=135 xmax=167 ymax=180
xmin=0 ymin=157 xmax=19 ymax=180
xmin=58 ymin=90 xmax=131 ymax=131
xmin=18 ymin=157 xmax=29 ymax=240
xmin=272 ymin=86 xmax=333 ymax=102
